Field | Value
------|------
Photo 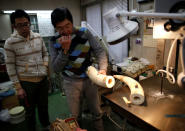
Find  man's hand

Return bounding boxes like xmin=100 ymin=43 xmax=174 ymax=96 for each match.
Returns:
xmin=98 ymin=69 xmax=107 ymax=75
xmin=17 ymin=88 xmax=27 ymax=99
xmin=43 ymin=61 xmax=49 ymax=74
xmin=59 ymin=36 xmax=71 ymax=54
xmin=43 ymin=61 xmax=48 ymax=67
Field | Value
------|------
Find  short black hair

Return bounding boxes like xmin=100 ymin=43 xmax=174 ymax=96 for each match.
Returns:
xmin=10 ymin=9 xmax=30 ymax=25
xmin=51 ymin=7 xmax=73 ymax=28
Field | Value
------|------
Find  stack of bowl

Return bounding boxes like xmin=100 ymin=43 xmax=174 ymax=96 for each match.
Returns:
xmin=9 ymin=106 xmax=25 ymax=124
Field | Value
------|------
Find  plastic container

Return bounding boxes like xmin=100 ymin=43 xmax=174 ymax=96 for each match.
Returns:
xmin=0 ymin=109 xmax=10 ymax=122
xmin=9 ymin=106 xmax=25 ymax=124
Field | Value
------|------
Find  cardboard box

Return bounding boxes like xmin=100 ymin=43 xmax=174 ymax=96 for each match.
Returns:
xmin=1 ymin=95 xmax=19 ymax=109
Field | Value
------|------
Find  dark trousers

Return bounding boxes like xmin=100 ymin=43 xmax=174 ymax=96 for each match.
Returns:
xmin=19 ymin=77 xmax=50 ymax=131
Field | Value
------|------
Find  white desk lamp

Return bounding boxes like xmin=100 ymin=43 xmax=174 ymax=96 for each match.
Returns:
xmin=103 ymin=8 xmax=139 ymax=45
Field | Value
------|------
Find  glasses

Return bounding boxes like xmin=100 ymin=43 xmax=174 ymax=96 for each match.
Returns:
xmin=15 ymin=22 xmax=30 ymax=29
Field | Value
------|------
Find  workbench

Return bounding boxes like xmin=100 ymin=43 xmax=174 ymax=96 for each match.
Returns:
xmin=102 ymin=76 xmax=185 ymax=131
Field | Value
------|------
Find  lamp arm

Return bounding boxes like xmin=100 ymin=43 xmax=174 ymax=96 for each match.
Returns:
xmin=86 ymin=23 xmax=116 ymax=63
xmin=116 ymin=11 xmax=185 ymax=20
xmin=86 ymin=23 xmax=109 ymax=53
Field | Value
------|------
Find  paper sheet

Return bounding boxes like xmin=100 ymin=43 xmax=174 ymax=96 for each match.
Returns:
xmin=143 ymin=35 xmax=157 ymax=48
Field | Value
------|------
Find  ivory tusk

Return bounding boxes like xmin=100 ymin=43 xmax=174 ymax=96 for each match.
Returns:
xmin=123 ymin=97 xmax=131 ymax=106
xmin=114 ymin=75 xmax=145 ymax=105
xmin=86 ymin=66 xmax=115 ymax=88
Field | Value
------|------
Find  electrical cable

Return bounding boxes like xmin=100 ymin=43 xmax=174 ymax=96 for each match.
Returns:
xmin=166 ymin=35 xmax=180 ymax=84
xmin=107 ymin=115 xmax=123 ymax=129
xmin=156 ymin=35 xmax=181 ymax=84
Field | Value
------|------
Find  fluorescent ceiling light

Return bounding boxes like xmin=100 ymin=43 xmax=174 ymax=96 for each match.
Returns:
xmin=3 ymin=10 xmax=14 ymax=13
xmin=3 ymin=10 xmax=52 ymax=14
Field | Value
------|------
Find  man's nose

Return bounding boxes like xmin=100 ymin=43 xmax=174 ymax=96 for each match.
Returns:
xmin=23 ymin=26 xmax=29 ymax=30
xmin=62 ymin=30 xmax=68 ymax=36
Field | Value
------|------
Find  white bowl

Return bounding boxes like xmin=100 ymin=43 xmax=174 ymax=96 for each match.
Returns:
xmin=9 ymin=106 xmax=25 ymax=124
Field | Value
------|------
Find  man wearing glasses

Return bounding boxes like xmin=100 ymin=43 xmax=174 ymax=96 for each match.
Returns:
xmin=4 ymin=9 xmax=50 ymax=131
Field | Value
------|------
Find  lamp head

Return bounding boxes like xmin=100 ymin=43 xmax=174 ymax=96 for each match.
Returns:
xmin=103 ymin=8 xmax=138 ymax=45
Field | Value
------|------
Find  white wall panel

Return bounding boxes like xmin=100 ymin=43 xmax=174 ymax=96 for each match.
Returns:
xmin=86 ymin=4 xmax=101 ymax=36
